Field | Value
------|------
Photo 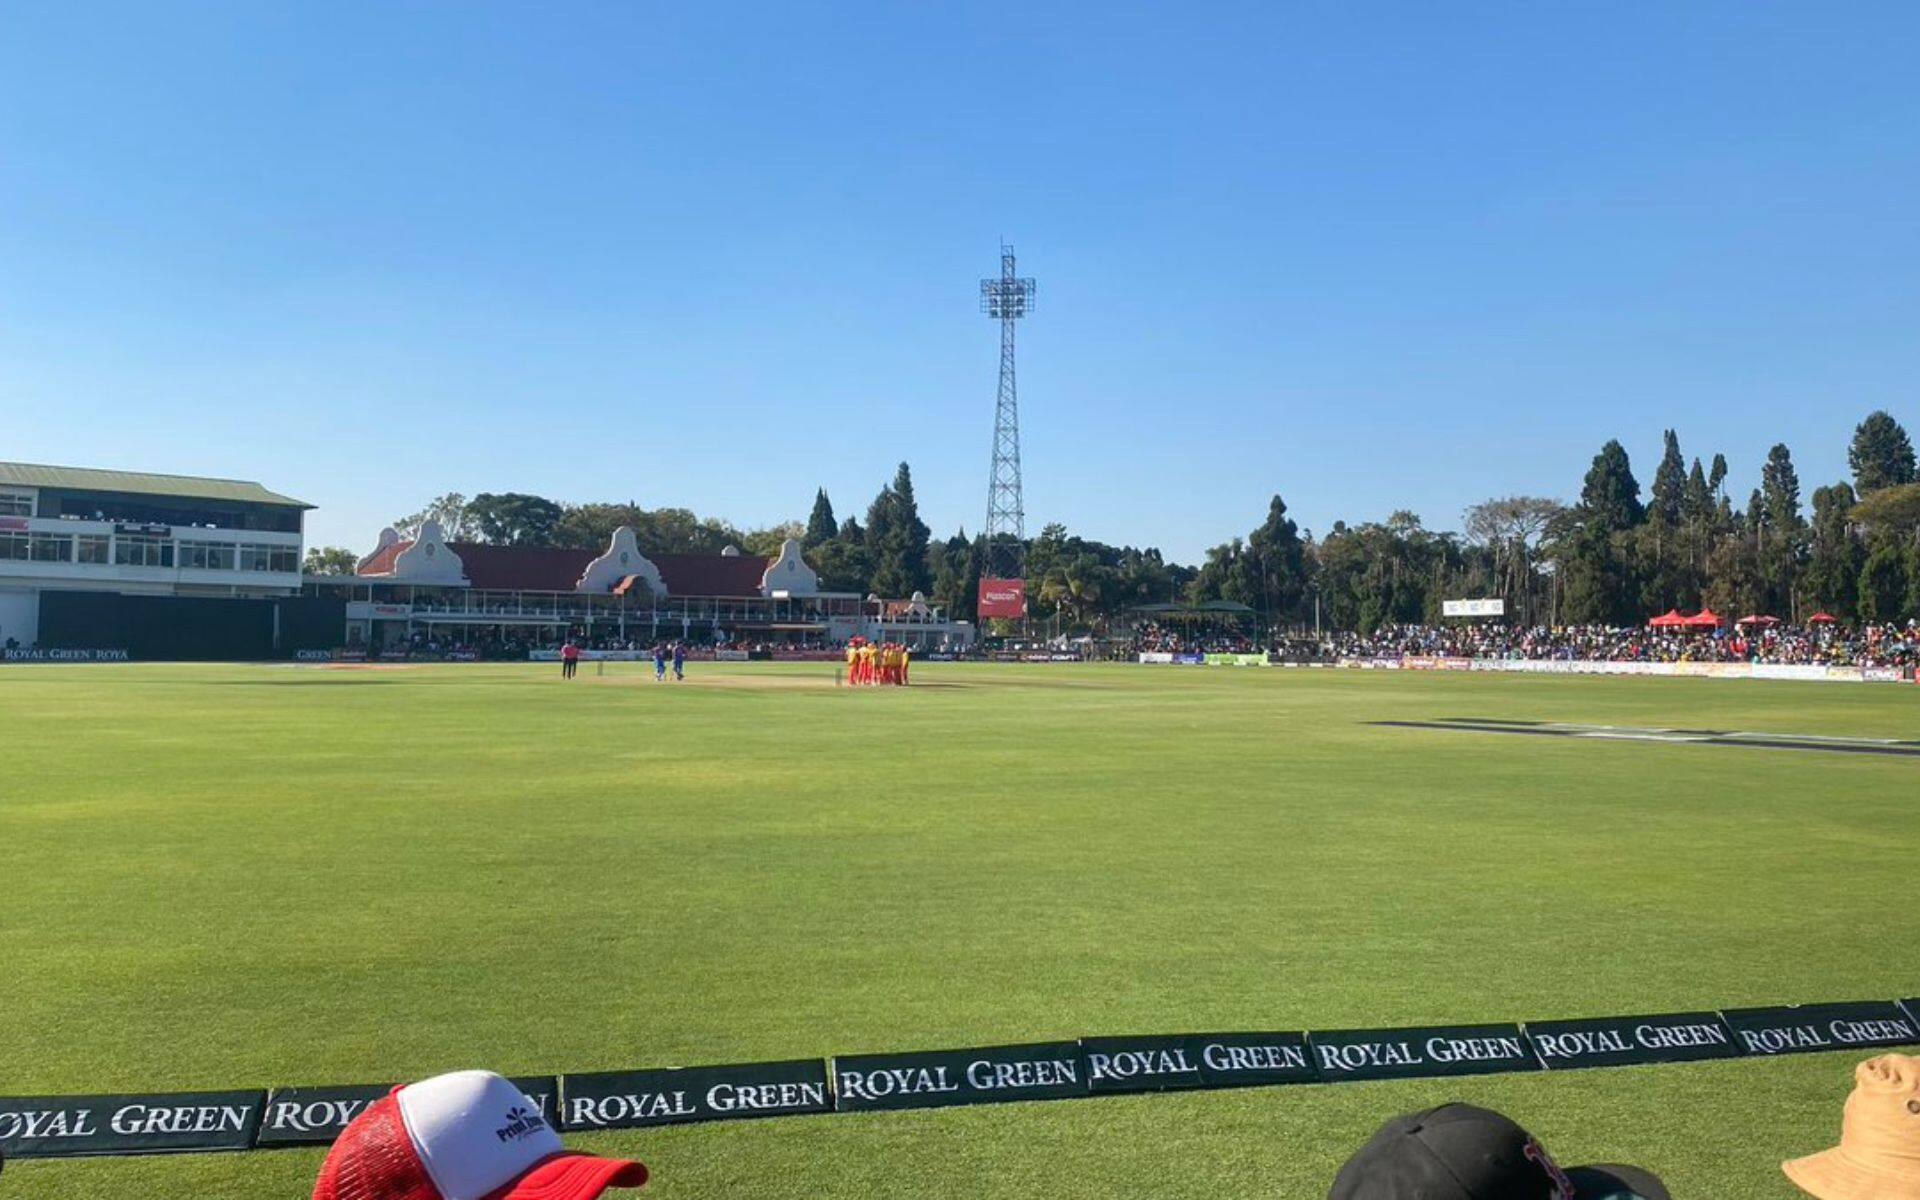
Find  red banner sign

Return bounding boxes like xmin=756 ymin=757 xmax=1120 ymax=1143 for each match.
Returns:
xmin=977 ymin=577 xmax=1027 ymax=619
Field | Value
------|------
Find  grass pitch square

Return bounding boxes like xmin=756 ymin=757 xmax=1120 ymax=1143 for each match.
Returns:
xmin=2 ymin=662 xmax=1916 ymax=1198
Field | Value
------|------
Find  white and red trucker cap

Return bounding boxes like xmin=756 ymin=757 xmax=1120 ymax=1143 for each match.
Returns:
xmin=312 ymin=1070 xmax=647 ymax=1200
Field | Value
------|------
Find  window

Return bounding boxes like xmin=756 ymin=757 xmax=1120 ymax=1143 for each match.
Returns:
xmin=179 ymin=542 xmax=236 ymax=571
xmin=238 ymin=543 xmax=298 ymax=572
xmin=0 ymin=492 xmax=31 ymax=516
xmin=115 ymin=536 xmax=174 ymax=568
xmin=29 ymin=533 xmax=72 ymax=562
xmin=0 ymin=532 xmax=26 ymax=560
xmin=76 ymin=535 xmax=109 ymax=564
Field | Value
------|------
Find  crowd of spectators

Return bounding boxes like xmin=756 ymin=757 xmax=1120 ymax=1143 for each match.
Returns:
xmin=1129 ymin=621 xmax=1258 ymax=654
xmin=1327 ymin=620 xmax=1920 ymax=668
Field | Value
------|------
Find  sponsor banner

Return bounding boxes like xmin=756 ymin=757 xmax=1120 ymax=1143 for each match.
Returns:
xmin=561 ymin=1061 xmax=829 ymax=1131
xmin=1442 ymin=598 xmax=1505 ymax=617
xmin=345 ymin=601 xmax=413 ymax=620
xmin=0 ymin=515 xmax=27 ymax=531
xmin=1172 ymin=652 xmax=1206 ymax=665
xmin=769 ymin=650 xmax=844 ymax=662
xmin=1824 ymin=665 xmax=1866 ymax=683
xmin=444 ymin=649 xmax=479 ymax=662
xmin=977 ymin=578 xmax=1027 ymax=620
xmin=115 ymin=523 xmax=172 ymax=537
xmin=1191 ymin=1032 xmax=1317 ymax=1088
xmin=1862 ymin=666 xmax=1904 ymax=683
xmin=1723 ymin=1001 xmax=1920 ymax=1057
xmin=714 ymin=649 xmax=751 ymax=662
xmin=255 ymin=1085 xmax=386 ymax=1147
xmin=1401 ymin=656 xmax=1473 ymax=671
xmin=3 ymin=647 xmax=131 ymax=663
xmin=1309 ymin=1024 xmax=1538 ymax=1081
xmin=1137 ymin=652 xmax=1175 ymax=664
xmin=334 ymin=648 xmax=368 ymax=662
xmin=832 ymin=1042 xmax=1088 ymax=1112
xmin=293 ymin=649 xmax=333 ymax=662
xmin=256 ymin=1078 xmax=556 ymax=1148
xmin=1752 ymin=663 xmax=1835 ymax=682
xmin=1203 ymin=653 xmax=1270 ymax=667
xmin=1903 ymin=999 xmax=1920 ymax=1024
xmin=1526 ymin=1012 xmax=1739 ymax=1070
xmin=0 ymin=1090 xmax=264 ymax=1159
xmin=1080 ymin=1036 xmax=1207 ymax=1094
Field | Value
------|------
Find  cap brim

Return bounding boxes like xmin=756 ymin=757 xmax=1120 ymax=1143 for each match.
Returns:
xmin=1783 ymin=1146 xmax=1882 ymax=1200
xmin=1565 ymin=1163 xmax=1671 ymax=1200
xmin=484 ymin=1152 xmax=648 ymax=1200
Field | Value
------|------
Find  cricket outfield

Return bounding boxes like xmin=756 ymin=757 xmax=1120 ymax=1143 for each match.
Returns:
xmin=1 ymin=662 xmax=1914 ymax=1198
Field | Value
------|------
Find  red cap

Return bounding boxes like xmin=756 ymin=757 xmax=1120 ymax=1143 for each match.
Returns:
xmin=312 ymin=1072 xmax=646 ymax=1200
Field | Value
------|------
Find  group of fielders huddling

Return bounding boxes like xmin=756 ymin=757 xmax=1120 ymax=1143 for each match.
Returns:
xmin=843 ymin=637 xmax=911 ymax=686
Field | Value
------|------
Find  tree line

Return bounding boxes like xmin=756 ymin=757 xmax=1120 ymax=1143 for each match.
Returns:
xmin=305 ymin=409 xmax=1920 ymax=634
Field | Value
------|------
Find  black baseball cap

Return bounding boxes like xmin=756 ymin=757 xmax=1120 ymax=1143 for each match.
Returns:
xmin=1328 ymin=1104 xmax=1669 ymax=1199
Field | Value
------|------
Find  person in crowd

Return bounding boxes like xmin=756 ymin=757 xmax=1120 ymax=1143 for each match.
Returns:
xmin=1328 ymin=1103 xmax=1668 ymax=1199
xmin=1783 ymin=1053 xmax=1920 ymax=1198
xmin=559 ymin=639 xmax=580 ymax=681
xmin=311 ymin=1069 xmax=645 ymax=1200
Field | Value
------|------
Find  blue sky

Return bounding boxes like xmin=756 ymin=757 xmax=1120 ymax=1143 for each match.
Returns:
xmin=3 ymin=3 xmax=1916 ymax=560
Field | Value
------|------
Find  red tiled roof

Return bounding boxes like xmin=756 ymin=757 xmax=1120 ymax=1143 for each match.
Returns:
xmin=650 ymin=553 xmax=771 ymax=597
xmin=452 ymin=545 xmax=598 ymax=591
xmin=357 ymin=541 xmax=405 ymax=576
xmin=358 ymin=540 xmax=773 ymax=596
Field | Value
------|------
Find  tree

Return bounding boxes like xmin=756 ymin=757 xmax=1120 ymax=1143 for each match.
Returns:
xmin=1580 ymin=440 xmax=1644 ymax=532
xmin=804 ymin=489 xmax=837 ymax=548
xmin=1038 ymin=552 xmax=1109 ymax=630
xmin=1859 ymin=545 xmax=1906 ymax=620
xmin=393 ymin=493 xmax=472 ymax=540
xmin=865 ymin=462 xmax=932 ymax=598
xmin=929 ymin=530 xmax=981 ymax=621
xmin=1186 ymin=538 xmax=1256 ymax=608
xmin=810 ymin=526 xmax=873 ymax=594
xmin=1802 ymin=483 xmax=1862 ymax=618
xmin=1649 ymin=430 xmax=1686 ymax=526
xmin=1555 ymin=441 xmax=1644 ymax=623
xmin=1848 ymin=410 xmax=1917 ymax=495
xmin=1462 ymin=496 xmax=1563 ymax=623
xmin=1755 ymin=443 xmax=1807 ymax=616
xmin=466 ymin=492 xmax=563 ymax=547
xmin=302 ymin=546 xmax=359 ymax=576
xmin=741 ymin=521 xmax=807 ymax=557
xmin=554 ymin=502 xmax=643 ymax=547
xmin=1245 ymin=493 xmax=1310 ymax=626
xmin=1849 ymin=481 xmax=1920 ymax=535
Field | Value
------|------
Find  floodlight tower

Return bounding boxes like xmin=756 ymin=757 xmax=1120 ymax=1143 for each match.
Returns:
xmin=981 ymin=243 xmax=1035 ymax=580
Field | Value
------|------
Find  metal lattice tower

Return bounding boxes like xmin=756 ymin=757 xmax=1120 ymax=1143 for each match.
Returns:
xmin=980 ymin=242 xmax=1035 ymax=579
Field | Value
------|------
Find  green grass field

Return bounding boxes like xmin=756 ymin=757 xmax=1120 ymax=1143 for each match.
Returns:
xmin=2 ymin=661 xmax=1915 ymax=1198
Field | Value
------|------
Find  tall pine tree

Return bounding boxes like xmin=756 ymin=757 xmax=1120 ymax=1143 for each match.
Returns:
xmin=803 ymin=489 xmax=837 ymax=547
xmin=1849 ymin=410 xmax=1917 ymax=495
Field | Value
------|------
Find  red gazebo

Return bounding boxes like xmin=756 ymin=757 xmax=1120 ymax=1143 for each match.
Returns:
xmin=1682 ymin=609 xmax=1723 ymax=629
xmin=1648 ymin=609 xmax=1687 ymax=628
xmin=1735 ymin=614 xmax=1780 ymax=627
xmin=1807 ymin=611 xmax=1838 ymax=625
